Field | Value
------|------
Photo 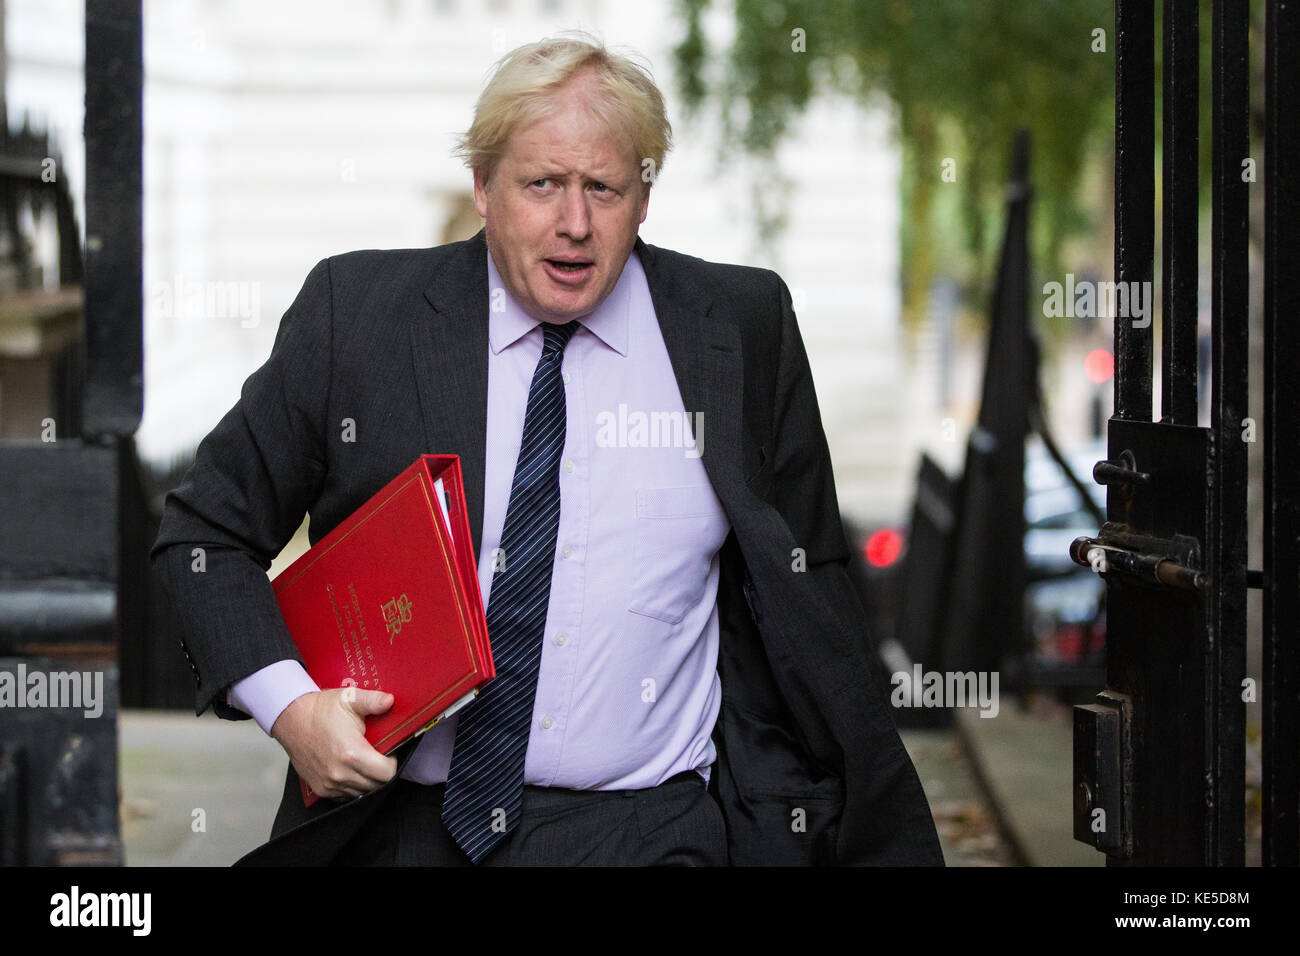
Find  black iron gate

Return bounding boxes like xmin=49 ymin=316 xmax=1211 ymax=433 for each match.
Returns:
xmin=0 ymin=0 xmax=142 ymax=865
xmin=1072 ymin=0 xmax=1298 ymax=866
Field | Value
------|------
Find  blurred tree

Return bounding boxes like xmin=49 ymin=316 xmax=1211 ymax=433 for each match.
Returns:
xmin=672 ymin=0 xmax=1115 ymax=325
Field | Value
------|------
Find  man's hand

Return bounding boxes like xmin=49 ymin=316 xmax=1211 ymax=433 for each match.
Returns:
xmin=269 ymin=688 xmax=398 ymax=800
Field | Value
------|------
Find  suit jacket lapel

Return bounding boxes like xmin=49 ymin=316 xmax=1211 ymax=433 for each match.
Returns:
xmin=412 ymin=229 xmax=490 ymax=555
xmin=635 ymin=235 xmax=746 ymax=504
xmin=410 ymin=229 xmax=747 ymax=562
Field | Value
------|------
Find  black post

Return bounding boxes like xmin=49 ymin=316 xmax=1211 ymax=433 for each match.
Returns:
xmin=1206 ymin=0 xmax=1249 ymax=868
xmin=1114 ymin=0 xmax=1154 ymax=424
xmin=83 ymin=0 xmax=144 ymax=439
xmin=1161 ymin=0 xmax=1199 ymax=426
xmin=0 ymin=0 xmax=142 ymax=866
xmin=1262 ymin=0 xmax=1300 ymax=867
xmin=940 ymin=132 xmax=1031 ymax=678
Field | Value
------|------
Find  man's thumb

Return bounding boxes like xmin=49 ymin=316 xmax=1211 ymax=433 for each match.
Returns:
xmin=348 ymin=688 xmax=395 ymax=715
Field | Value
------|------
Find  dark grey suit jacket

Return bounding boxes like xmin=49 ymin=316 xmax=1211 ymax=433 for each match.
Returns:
xmin=151 ymin=228 xmax=943 ymax=866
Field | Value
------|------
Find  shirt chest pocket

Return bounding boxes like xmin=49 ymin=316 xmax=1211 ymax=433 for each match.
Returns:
xmin=629 ymin=484 xmax=730 ymax=625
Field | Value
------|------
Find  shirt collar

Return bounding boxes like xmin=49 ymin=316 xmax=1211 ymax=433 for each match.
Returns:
xmin=486 ymin=246 xmax=635 ymax=357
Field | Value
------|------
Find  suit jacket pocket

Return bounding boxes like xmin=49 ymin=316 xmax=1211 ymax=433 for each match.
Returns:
xmin=744 ymin=446 xmax=774 ymax=500
xmin=738 ymin=789 xmax=842 ymax=866
xmin=628 ymin=484 xmax=729 ymax=625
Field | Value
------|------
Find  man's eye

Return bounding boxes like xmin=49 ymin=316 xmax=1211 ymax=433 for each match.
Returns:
xmin=531 ymin=178 xmax=550 ymax=188
xmin=591 ymin=182 xmax=610 ymax=193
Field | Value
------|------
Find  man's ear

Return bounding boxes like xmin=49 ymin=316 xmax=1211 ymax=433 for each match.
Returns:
xmin=638 ymin=183 xmax=651 ymax=225
xmin=473 ymin=168 xmax=490 ymax=219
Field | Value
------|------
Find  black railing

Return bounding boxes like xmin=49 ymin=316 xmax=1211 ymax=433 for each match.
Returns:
xmin=0 ymin=0 xmax=141 ymax=866
xmin=1262 ymin=0 xmax=1299 ymax=868
xmin=1072 ymin=0 xmax=1297 ymax=866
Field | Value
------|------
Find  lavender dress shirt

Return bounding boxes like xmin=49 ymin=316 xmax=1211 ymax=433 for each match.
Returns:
xmin=228 ymin=245 xmax=730 ymax=790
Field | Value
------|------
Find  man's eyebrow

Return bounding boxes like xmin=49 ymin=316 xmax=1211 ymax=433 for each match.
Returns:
xmin=519 ymin=165 xmax=632 ymax=184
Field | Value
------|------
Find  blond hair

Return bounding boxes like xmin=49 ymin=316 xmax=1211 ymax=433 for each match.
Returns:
xmin=454 ymin=31 xmax=671 ymax=186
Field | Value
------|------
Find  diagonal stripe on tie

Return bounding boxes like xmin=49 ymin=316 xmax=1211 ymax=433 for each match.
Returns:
xmin=441 ymin=318 xmax=580 ymax=863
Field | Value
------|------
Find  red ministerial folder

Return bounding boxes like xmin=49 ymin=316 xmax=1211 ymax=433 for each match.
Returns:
xmin=270 ymin=455 xmax=493 ymax=807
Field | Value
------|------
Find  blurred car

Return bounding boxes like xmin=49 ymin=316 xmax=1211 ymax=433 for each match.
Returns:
xmin=843 ymin=437 xmax=1108 ymax=689
xmin=1023 ymin=438 xmax=1106 ymax=682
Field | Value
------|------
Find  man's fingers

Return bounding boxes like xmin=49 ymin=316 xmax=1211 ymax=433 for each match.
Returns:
xmin=315 ymin=745 xmax=393 ymax=797
xmin=328 ymin=722 xmax=397 ymax=787
xmin=344 ymin=689 xmax=395 ymax=717
xmin=350 ymin=745 xmax=398 ymax=786
xmin=276 ymin=687 xmax=398 ymax=798
xmin=315 ymin=770 xmax=374 ymax=801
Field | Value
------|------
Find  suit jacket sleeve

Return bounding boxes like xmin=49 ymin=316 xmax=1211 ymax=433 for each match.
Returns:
xmin=766 ymin=272 xmax=944 ymax=865
xmin=150 ymin=258 xmax=334 ymax=719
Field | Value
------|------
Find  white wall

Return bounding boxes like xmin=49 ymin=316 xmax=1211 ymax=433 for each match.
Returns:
xmin=7 ymin=0 xmax=913 ymax=522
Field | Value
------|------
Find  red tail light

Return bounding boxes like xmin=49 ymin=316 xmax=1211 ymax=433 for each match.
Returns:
xmin=863 ymin=528 xmax=904 ymax=568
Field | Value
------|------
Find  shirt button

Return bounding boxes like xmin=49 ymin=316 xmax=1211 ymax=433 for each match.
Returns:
xmin=555 ymin=633 xmax=567 ymax=646
xmin=564 ymin=460 xmax=575 ymax=474
xmin=561 ymin=372 xmax=570 ymax=384
xmin=542 ymin=716 xmax=554 ymax=730
xmin=561 ymin=545 xmax=572 ymax=559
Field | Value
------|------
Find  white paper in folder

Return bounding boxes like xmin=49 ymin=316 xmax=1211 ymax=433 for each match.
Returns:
xmin=433 ymin=477 xmax=453 ymax=545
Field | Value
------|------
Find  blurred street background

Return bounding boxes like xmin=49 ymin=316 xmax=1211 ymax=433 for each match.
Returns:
xmin=1 ymin=0 xmax=1274 ymax=866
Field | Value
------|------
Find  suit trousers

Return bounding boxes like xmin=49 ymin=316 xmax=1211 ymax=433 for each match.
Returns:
xmin=332 ymin=771 xmax=728 ymax=866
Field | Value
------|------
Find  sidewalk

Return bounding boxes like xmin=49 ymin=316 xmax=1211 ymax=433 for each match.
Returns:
xmin=119 ymin=710 xmax=1016 ymax=866
xmin=954 ymin=701 xmax=1104 ymax=866
xmin=899 ymin=728 xmax=1016 ymax=866
xmin=119 ymin=711 xmax=285 ymax=866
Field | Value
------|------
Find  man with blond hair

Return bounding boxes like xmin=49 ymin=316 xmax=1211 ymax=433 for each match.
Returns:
xmin=152 ymin=33 xmax=942 ymax=866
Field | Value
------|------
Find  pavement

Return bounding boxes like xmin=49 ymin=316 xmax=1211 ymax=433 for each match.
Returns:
xmin=119 ymin=674 xmax=1274 ymax=868
xmin=898 ymin=727 xmax=1016 ymax=866
xmin=954 ymin=699 xmax=1104 ymax=866
xmin=118 ymin=708 xmax=1022 ymax=866
xmin=119 ymin=711 xmax=285 ymax=866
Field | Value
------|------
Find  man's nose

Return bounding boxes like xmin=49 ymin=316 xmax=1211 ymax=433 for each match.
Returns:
xmin=557 ymin=186 xmax=591 ymax=240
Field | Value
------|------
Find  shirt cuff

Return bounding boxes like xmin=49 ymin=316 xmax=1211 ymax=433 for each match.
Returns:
xmin=225 ymin=660 xmax=320 ymax=735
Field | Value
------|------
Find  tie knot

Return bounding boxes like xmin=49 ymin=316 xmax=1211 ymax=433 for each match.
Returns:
xmin=541 ymin=320 xmax=581 ymax=356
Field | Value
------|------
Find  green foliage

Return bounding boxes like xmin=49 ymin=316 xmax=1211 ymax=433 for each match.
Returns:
xmin=673 ymin=0 xmax=1116 ymax=324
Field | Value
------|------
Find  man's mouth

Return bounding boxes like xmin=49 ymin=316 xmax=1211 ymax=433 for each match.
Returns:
xmin=543 ymin=258 xmax=595 ymax=284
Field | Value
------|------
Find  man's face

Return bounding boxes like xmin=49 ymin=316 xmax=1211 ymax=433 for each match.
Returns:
xmin=474 ymin=77 xmax=650 ymax=325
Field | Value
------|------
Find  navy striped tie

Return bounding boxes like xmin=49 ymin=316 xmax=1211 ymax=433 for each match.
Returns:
xmin=441 ymin=318 xmax=580 ymax=863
